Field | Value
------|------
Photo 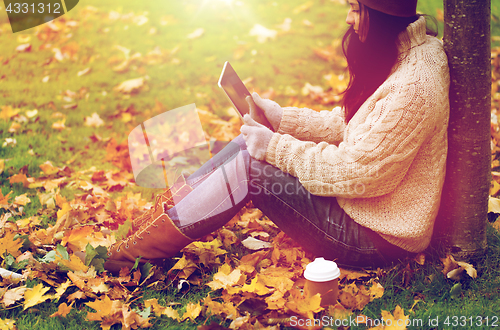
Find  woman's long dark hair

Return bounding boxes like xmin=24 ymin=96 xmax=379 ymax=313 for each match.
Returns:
xmin=341 ymin=5 xmax=421 ymax=123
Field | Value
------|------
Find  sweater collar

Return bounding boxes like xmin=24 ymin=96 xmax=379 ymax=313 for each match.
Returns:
xmin=396 ymin=16 xmax=427 ymax=54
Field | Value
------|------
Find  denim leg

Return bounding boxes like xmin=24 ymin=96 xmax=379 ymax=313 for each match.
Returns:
xmin=166 ymin=134 xmax=412 ymax=268
xmin=248 ymin=160 xmax=412 ymax=268
xmin=166 ymin=135 xmax=251 ymax=238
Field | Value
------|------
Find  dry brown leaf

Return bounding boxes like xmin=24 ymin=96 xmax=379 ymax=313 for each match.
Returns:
xmin=2 ymin=286 xmax=26 ymax=307
xmin=440 ymin=255 xmax=459 ymax=275
xmin=113 ymin=77 xmax=147 ymax=94
xmin=241 ymin=237 xmax=272 ymax=250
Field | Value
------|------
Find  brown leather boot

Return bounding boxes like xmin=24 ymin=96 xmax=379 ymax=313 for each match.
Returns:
xmin=131 ymin=182 xmax=193 ymax=231
xmin=105 ymin=183 xmax=193 ymax=275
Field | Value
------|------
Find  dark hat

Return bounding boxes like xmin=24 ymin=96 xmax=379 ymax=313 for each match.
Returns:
xmin=357 ymin=0 xmax=418 ymax=17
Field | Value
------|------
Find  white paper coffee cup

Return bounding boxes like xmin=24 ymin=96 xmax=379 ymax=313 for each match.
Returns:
xmin=304 ymin=257 xmax=341 ymax=305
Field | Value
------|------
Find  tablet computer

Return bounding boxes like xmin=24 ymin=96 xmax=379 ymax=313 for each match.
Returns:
xmin=218 ymin=62 xmax=273 ymax=130
xmin=218 ymin=61 xmax=252 ymax=118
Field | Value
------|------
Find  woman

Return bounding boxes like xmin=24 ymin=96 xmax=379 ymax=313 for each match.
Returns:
xmin=103 ymin=0 xmax=449 ymax=274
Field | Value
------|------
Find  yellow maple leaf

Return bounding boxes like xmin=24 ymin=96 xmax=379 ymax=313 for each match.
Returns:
xmin=56 ymin=202 xmax=72 ymax=221
xmin=207 ymin=264 xmax=245 ymax=290
xmin=24 ymin=283 xmax=52 ymax=310
xmin=50 ymin=302 xmax=72 ymax=318
xmin=367 ymin=305 xmax=408 ymax=330
xmin=286 ymin=288 xmax=324 ymax=320
xmin=265 ymin=290 xmax=287 ymax=310
xmin=144 ymin=298 xmax=166 ymax=317
xmin=240 ymin=275 xmax=271 ymax=296
xmin=0 ymin=106 xmax=19 ymax=121
xmin=39 ymin=161 xmax=59 ymax=175
xmin=85 ymin=295 xmax=113 ymax=321
xmin=55 ymin=253 xmax=89 ymax=272
xmin=52 ymin=119 xmax=66 ymax=131
xmin=181 ymin=302 xmax=202 ymax=321
xmin=53 ymin=280 xmax=72 ymax=300
xmin=0 ymin=318 xmax=16 ymax=330
xmin=61 ymin=226 xmax=94 ymax=252
xmin=13 ymin=193 xmax=31 ymax=206
xmin=168 ymin=255 xmax=198 ymax=279
xmin=0 ymin=231 xmax=23 ymax=258
xmin=339 ymin=283 xmax=371 ymax=310
xmin=163 ymin=306 xmax=180 ymax=320
xmin=204 ymin=295 xmax=239 ymax=318
xmin=360 ymin=282 xmax=385 ymax=301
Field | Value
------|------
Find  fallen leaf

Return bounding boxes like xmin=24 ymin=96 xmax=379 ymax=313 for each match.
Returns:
xmin=187 ymin=28 xmax=205 ymax=39
xmin=9 ymin=173 xmax=29 ymax=188
xmin=249 ymin=24 xmax=277 ymax=43
xmin=0 ymin=231 xmax=23 ymax=257
xmin=52 ymin=119 xmax=66 ymax=131
xmin=163 ymin=306 xmax=180 ymax=320
xmin=489 ymin=196 xmax=500 ymax=213
xmin=50 ymin=302 xmax=72 ymax=317
xmin=54 ymin=280 xmax=72 ymax=300
xmin=13 ymin=194 xmax=31 ymax=206
xmin=61 ymin=226 xmax=94 ymax=252
xmin=144 ymin=298 xmax=166 ymax=317
xmin=86 ymin=295 xmax=113 ymax=321
xmin=440 ymin=255 xmax=459 ymax=275
xmin=114 ymin=77 xmax=147 ymax=94
xmin=0 ymin=318 xmax=16 ymax=330
xmin=2 ymin=286 xmax=26 ymax=307
xmin=207 ymin=264 xmax=245 ymax=290
xmin=285 ymin=288 xmax=323 ymax=319
xmin=369 ymin=305 xmax=408 ymax=330
xmin=77 ymin=67 xmax=91 ymax=76
xmin=241 ymin=237 xmax=272 ymax=250
xmin=84 ymin=112 xmax=104 ymax=127
xmin=181 ymin=302 xmax=202 ymax=321
xmin=24 ymin=283 xmax=52 ymax=310
xmin=16 ymin=43 xmax=31 ymax=52
xmin=456 ymin=260 xmax=478 ymax=279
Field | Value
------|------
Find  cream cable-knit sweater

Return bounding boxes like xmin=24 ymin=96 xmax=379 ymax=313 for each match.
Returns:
xmin=265 ymin=17 xmax=449 ymax=253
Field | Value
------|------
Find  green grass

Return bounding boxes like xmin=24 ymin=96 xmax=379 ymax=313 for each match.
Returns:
xmin=0 ymin=0 xmax=500 ymax=329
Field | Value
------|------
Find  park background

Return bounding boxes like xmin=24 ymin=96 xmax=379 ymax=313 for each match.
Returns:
xmin=0 ymin=0 xmax=500 ymax=329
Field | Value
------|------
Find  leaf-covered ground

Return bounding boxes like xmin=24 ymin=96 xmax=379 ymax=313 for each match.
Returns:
xmin=1 ymin=0 xmax=500 ymax=329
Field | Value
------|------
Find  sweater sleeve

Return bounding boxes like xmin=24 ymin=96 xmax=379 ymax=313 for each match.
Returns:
xmin=265 ymin=80 xmax=440 ymax=198
xmin=277 ymin=106 xmax=345 ymax=146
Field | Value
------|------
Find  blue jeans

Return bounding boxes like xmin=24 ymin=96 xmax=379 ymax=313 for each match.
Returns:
xmin=166 ymin=135 xmax=413 ymax=268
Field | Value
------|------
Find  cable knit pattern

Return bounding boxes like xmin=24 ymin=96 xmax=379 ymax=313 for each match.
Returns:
xmin=265 ymin=17 xmax=449 ymax=253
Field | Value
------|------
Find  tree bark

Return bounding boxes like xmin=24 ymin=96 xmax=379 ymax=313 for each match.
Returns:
xmin=433 ymin=0 xmax=491 ymax=259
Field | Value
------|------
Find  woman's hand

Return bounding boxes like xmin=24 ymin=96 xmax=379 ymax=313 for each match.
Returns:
xmin=240 ymin=114 xmax=274 ymax=161
xmin=249 ymin=92 xmax=283 ymax=131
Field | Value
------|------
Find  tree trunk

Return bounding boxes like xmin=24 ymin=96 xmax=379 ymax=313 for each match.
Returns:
xmin=433 ymin=0 xmax=491 ymax=259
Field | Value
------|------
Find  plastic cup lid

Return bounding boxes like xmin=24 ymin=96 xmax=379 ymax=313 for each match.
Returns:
xmin=304 ymin=257 xmax=341 ymax=282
